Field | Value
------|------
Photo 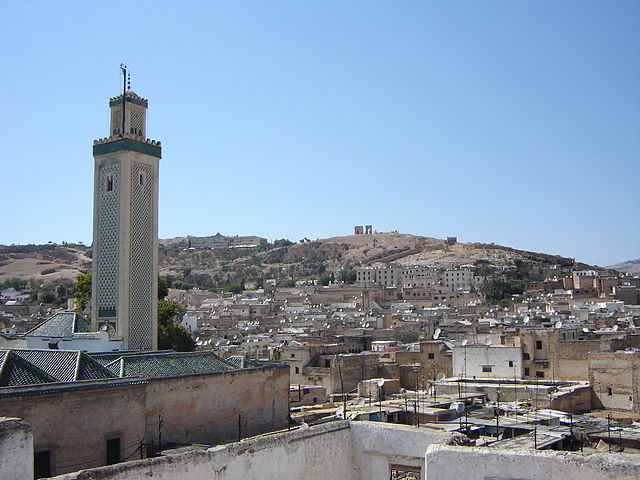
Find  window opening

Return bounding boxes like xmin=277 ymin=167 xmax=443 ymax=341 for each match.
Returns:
xmin=106 ymin=437 xmax=121 ymax=465
xmin=34 ymin=450 xmax=51 ymax=479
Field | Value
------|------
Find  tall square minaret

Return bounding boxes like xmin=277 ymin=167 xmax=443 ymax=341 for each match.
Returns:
xmin=91 ymin=90 xmax=161 ymax=350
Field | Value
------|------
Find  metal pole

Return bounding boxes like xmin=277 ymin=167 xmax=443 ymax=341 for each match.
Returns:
xmin=337 ymin=356 xmax=347 ymax=419
xmin=569 ymin=393 xmax=573 ymax=436
xmin=513 ymin=363 xmax=517 ymax=424
xmin=414 ymin=367 xmax=419 ymax=427
xmin=496 ymin=383 xmax=500 ymax=438
xmin=158 ymin=413 xmax=163 ymax=456
xmin=120 ymin=64 xmax=127 ymax=136
xmin=458 ymin=382 xmax=463 ymax=431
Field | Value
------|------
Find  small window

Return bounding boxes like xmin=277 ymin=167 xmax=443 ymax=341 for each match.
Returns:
xmin=536 ymin=371 xmax=545 ymax=378
xmin=324 ymin=359 xmax=331 ymax=368
xmin=313 ymin=397 xmax=318 ymax=403
xmin=290 ymin=353 xmax=295 ymax=358
xmin=294 ymin=366 xmax=299 ymax=374
xmin=608 ymin=387 xmax=613 ymax=396
xmin=482 ymin=366 xmax=492 ymax=373
xmin=508 ymin=361 xmax=514 ymax=367
xmin=303 ymin=388 xmax=309 ymax=394
xmin=106 ymin=175 xmax=114 ymax=192
xmin=139 ymin=172 xmax=144 ymax=185
xmin=428 ymin=353 xmax=435 ymax=359
xmin=536 ymin=340 xmax=543 ymax=350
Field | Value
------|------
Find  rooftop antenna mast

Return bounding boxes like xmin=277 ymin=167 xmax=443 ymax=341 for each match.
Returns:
xmin=119 ymin=63 xmax=130 ymax=136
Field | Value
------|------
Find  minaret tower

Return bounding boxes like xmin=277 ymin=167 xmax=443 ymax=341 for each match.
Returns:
xmin=91 ymin=66 xmax=160 ymax=350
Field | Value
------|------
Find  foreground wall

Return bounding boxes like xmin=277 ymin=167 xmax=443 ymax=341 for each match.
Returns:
xmin=0 ymin=381 xmax=147 ymax=476
xmin=0 ymin=417 xmax=32 ymax=480
xmin=49 ymin=421 xmax=453 ymax=480
xmin=51 ymin=422 xmax=353 ymax=480
xmin=145 ymin=365 xmax=289 ymax=450
xmin=425 ymin=444 xmax=640 ymax=480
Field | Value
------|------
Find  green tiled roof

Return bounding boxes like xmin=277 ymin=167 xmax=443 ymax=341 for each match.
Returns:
xmin=226 ymin=356 xmax=262 ymax=369
xmin=0 ymin=351 xmax=58 ymax=387
xmin=105 ymin=351 xmax=237 ymax=378
xmin=26 ymin=312 xmax=92 ymax=338
xmin=90 ymin=350 xmax=174 ymax=366
xmin=9 ymin=349 xmax=116 ymax=382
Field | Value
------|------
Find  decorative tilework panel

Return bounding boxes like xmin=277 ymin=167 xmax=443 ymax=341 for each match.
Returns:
xmin=129 ymin=162 xmax=154 ymax=350
xmin=97 ymin=163 xmax=120 ymax=324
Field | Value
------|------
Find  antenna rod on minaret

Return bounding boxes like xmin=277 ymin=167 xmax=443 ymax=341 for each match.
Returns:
xmin=120 ymin=63 xmax=127 ymax=137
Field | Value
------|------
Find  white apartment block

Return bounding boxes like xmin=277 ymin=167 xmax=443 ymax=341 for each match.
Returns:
xmin=356 ymin=266 xmax=482 ymax=293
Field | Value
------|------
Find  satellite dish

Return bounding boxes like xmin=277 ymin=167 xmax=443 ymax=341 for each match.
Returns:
xmin=523 ymin=317 xmax=530 ymax=325
xmin=336 ymin=405 xmax=344 ymax=416
xmin=436 ymin=373 xmax=446 ymax=381
xmin=355 ymin=397 xmax=366 ymax=406
xmin=582 ymin=327 xmax=589 ymax=333
xmin=484 ymin=337 xmax=493 ymax=346
xmin=449 ymin=402 xmax=465 ymax=413
xmin=462 ymin=339 xmax=468 ymax=346
xmin=433 ymin=328 xmax=441 ymax=340
xmin=555 ymin=321 xmax=563 ymax=329
xmin=377 ymin=379 xmax=385 ymax=387
xmin=613 ymin=325 xmax=619 ymax=331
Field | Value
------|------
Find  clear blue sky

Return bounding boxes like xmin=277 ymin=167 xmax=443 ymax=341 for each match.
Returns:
xmin=1 ymin=1 xmax=638 ymax=267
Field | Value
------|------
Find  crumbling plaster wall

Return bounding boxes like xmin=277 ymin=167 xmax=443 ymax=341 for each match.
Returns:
xmin=588 ymin=353 xmax=639 ymax=413
xmin=0 ymin=382 xmax=147 ymax=476
xmin=425 ymin=444 xmax=640 ymax=480
xmin=145 ymin=365 xmax=290 ymax=450
xmin=0 ymin=417 xmax=32 ymax=480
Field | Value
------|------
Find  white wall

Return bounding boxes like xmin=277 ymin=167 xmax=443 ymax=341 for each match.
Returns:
xmin=48 ymin=421 xmax=452 ymax=480
xmin=51 ymin=422 xmax=353 ymax=480
xmin=350 ymin=422 xmax=450 ymax=480
xmin=0 ymin=417 xmax=33 ymax=480
xmin=425 ymin=444 xmax=640 ymax=480
xmin=452 ymin=345 xmax=523 ymax=379
xmin=26 ymin=332 xmax=124 ymax=352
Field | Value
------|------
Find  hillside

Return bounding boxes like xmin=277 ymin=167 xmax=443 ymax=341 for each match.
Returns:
xmin=0 ymin=245 xmax=91 ymax=284
xmin=607 ymin=259 xmax=640 ymax=275
xmin=0 ymin=233 xmax=599 ymax=289
xmin=157 ymin=233 xmax=590 ymax=289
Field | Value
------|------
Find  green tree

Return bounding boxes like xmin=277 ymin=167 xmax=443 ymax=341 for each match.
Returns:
xmin=74 ymin=272 xmax=92 ymax=310
xmin=317 ymin=274 xmax=331 ymax=286
xmin=480 ymin=278 xmax=526 ymax=303
xmin=272 ymin=239 xmax=294 ymax=248
xmin=223 ymin=283 xmax=243 ymax=294
xmin=157 ymin=299 xmax=195 ymax=351
xmin=0 ymin=277 xmax=27 ymax=291
xmin=158 ymin=276 xmax=169 ymax=299
xmin=38 ymin=290 xmax=57 ymax=304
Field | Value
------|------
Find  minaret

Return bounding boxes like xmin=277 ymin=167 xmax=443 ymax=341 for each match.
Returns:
xmin=91 ymin=67 xmax=160 ymax=350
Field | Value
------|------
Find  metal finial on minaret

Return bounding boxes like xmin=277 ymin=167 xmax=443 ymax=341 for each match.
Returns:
xmin=120 ymin=63 xmax=127 ymax=137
